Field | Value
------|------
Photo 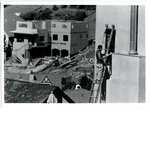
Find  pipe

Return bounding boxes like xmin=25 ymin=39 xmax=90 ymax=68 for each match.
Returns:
xmin=129 ymin=5 xmax=138 ymax=55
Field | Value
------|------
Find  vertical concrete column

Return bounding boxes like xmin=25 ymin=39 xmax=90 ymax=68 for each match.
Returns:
xmin=129 ymin=5 xmax=138 ymax=55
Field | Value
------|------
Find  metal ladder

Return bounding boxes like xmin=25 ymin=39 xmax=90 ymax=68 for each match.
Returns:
xmin=89 ymin=66 xmax=106 ymax=103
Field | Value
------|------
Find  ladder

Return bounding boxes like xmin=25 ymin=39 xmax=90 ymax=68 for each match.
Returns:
xmin=89 ymin=66 xmax=106 ymax=103
xmin=89 ymin=24 xmax=115 ymax=103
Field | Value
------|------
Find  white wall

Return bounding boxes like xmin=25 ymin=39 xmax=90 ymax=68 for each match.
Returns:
xmin=96 ymin=5 xmax=145 ymax=55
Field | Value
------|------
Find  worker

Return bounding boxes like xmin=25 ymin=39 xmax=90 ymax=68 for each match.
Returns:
xmin=96 ymin=45 xmax=112 ymax=96
xmin=103 ymin=24 xmax=112 ymax=53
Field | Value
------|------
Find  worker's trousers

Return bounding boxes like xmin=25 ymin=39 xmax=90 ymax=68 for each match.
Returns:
xmin=96 ymin=63 xmax=104 ymax=81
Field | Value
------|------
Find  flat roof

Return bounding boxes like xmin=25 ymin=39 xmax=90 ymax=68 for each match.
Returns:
xmin=10 ymin=29 xmax=38 ymax=35
xmin=51 ymin=19 xmax=88 ymax=23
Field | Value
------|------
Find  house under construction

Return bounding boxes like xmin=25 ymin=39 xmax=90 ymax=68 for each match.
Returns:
xmin=10 ymin=20 xmax=89 ymax=67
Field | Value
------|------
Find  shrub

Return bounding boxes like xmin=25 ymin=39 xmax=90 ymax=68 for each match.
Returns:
xmin=52 ymin=5 xmax=58 ymax=11
xmin=61 ymin=5 xmax=67 ymax=8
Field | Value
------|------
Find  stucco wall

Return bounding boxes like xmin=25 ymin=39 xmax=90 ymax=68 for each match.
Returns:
xmin=96 ymin=5 xmax=145 ymax=103
xmin=138 ymin=6 xmax=145 ymax=55
xmin=106 ymin=54 xmax=145 ymax=103
xmin=13 ymin=42 xmax=29 ymax=54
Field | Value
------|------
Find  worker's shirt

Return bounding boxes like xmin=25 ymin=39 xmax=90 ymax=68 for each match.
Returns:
xmin=96 ymin=50 xmax=104 ymax=64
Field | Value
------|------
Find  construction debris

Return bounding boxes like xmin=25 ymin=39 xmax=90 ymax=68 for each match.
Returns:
xmin=4 ymin=45 xmax=95 ymax=90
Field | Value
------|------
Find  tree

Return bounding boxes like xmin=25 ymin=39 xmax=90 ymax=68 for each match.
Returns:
xmin=52 ymin=5 xmax=58 ymax=11
xmin=61 ymin=5 xmax=67 ymax=8
xmin=77 ymin=5 xmax=86 ymax=9
xmin=20 ymin=11 xmax=36 ymax=20
xmin=85 ymin=5 xmax=96 ymax=10
xmin=74 ymin=11 xmax=87 ymax=21
xmin=69 ymin=5 xmax=77 ymax=8
xmin=34 ymin=8 xmax=52 ymax=20
xmin=20 ymin=8 xmax=52 ymax=20
xmin=54 ymin=10 xmax=87 ymax=21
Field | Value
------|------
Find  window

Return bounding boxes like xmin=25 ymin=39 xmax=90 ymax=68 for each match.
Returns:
xmin=80 ymin=34 xmax=82 ymax=38
xmin=86 ymin=34 xmax=88 ymax=38
xmin=52 ymin=24 xmax=56 ymax=28
xmin=72 ymin=25 xmax=74 ymax=29
xmin=63 ymin=35 xmax=68 ymax=41
xmin=53 ymin=34 xmax=58 ymax=41
xmin=62 ymin=24 xmax=67 ymax=28
xmin=40 ymin=36 xmax=44 ymax=41
xmin=86 ymin=24 xmax=88 ymax=28
xmin=19 ymin=23 xmax=27 ymax=28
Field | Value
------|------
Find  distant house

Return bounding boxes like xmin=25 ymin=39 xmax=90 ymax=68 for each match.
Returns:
xmin=51 ymin=20 xmax=89 ymax=57
xmin=10 ymin=20 xmax=89 ymax=60
xmin=4 ymin=13 xmax=26 ymax=60
xmin=4 ymin=13 xmax=25 ymax=44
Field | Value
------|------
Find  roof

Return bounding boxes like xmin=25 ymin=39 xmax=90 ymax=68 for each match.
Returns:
xmin=51 ymin=19 xmax=88 ymax=23
xmin=4 ymin=13 xmax=25 ymax=37
xmin=10 ymin=29 xmax=38 ymax=35
xmin=4 ymin=78 xmax=74 ymax=103
xmin=5 ymin=73 xmax=62 ymax=88
xmin=5 ymin=78 xmax=58 ymax=103
xmin=64 ymin=89 xmax=91 ymax=103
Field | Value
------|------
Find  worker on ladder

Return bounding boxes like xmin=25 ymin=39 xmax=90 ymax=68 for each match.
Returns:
xmin=96 ymin=45 xmax=112 ymax=98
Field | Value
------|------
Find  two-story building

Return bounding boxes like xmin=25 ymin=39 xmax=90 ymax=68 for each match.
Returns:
xmin=51 ymin=20 xmax=89 ymax=57
xmin=10 ymin=20 xmax=51 ymax=60
xmin=10 ymin=20 xmax=89 ymax=63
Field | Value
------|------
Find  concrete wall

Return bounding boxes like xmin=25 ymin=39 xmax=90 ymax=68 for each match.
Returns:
xmin=51 ymin=32 xmax=70 ymax=50
xmin=70 ymin=32 xmax=88 ymax=54
xmin=96 ymin=5 xmax=145 ymax=55
xmin=13 ymin=42 xmax=29 ymax=54
xmin=106 ymin=54 xmax=145 ymax=103
xmin=17 ymin=21 xmax=33 ymax=30
xmin=138 ymin=57 xmax=145 ymax=102
xmin=51 ymin=21 xmax=71 ymax=33
xmin=51 ymin=21 xmax=89 ymax=56
xmin=138 ymin=6 xmax=145 ymax=55
xmin=37 ymin=29 xmax=49 ymax=44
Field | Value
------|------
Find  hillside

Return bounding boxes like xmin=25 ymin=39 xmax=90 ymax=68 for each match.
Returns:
xmin=4 ymin=5 xmax=96 ymax=40
xmin=4 ymin=5 xmax=95 ymax=18
xmin=4 ymin=5 xmax=45 ymax=14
